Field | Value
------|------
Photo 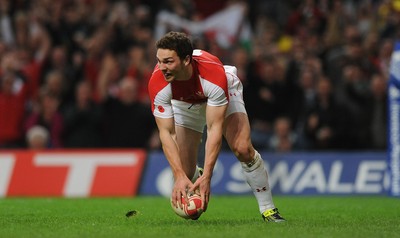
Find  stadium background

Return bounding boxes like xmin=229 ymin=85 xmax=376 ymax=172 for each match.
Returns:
xmin=0 ymin=0 xmax=399 ymax=197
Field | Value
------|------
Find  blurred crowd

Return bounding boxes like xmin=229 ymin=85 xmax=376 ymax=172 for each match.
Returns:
xmin=0 ymin=0 xmax=399 ymax=152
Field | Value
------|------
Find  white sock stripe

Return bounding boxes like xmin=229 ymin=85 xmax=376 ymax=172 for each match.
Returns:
xmin=241 ymin=150 xmax=262 ymax=172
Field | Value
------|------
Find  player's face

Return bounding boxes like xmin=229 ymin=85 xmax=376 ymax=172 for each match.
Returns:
xmin=156 ymin=49 xmax=187 ymax=82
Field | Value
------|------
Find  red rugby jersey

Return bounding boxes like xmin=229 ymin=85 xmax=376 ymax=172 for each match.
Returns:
xmin=148 ymin=50 xmax=229 ymax=118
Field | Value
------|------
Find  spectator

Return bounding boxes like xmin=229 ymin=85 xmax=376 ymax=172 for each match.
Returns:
xmin=0 ymin=70 xmax=28 ymax=148
xmin=125 ymin=44 xmax=153 ymax=103
xmin=227 ymin=46 xmax=250 ymax=86
xmin=26 ymin=125 xmax=50 ymax=150
xmin=290 ymin=65 xmax=319 ymax=129
xmin=0 ymin=0 xmax=14 ymax=47
xmin=337 ymin=63 xmax=369 ymax=112
xmin=81 ymin=27 xmax=111 ymax=99
xmin=96 ymin=52 xmax=123 ymax=102
xmin=375 ymin=38 xmax=395 ymax=79
xmin=244 ymin=55 xmax=280 ymax=149
xmin=285 ymin=0 xmax=326 ymax=37
xmin=9 ymin=7 xmax=52 ymax=102
xmin=364 ymin=73 xmax=388 ymax=150
xmin=268 ymin=117 xmax=300 ymax=152
xmin=41 ymin=46 xmax=78 ymax=107
xmin=325 ymin=27 xmax=378 ymax=88
xmin=301 ymin=77 xmax=355 ymax=150
xmin=24 ymin=87 xmax=64 ymax=148
xmin=43 ymin=70 xmax=66 ymax=101
xmin=62 ymin=81 xmax=103 ymax=148
xmin=99 ymin=76 xmax=158 ymax=149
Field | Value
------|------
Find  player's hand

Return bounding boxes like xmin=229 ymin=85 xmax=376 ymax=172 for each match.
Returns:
xmin=172 ymin=176 xmax=193 ymax=209
xmin=190 ymin=175 xmax=211 ymax=212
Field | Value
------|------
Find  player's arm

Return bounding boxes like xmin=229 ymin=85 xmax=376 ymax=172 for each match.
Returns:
xmin=155 ymin=116 xmax=192 ymax=207
xmin=193 ymin=103 xmax=227 ymax=211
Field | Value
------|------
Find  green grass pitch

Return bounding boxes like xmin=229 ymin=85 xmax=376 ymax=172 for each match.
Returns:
xmin=0 ymin=196 xmax=398 ymax=238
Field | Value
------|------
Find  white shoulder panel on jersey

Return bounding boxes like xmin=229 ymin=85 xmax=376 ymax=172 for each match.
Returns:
xmin=153 ymin=84 xmax=174 ymax=118
xmin=200 ymin=77 xmax=228 ymax=107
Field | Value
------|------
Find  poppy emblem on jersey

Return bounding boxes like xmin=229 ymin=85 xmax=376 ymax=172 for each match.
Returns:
xmin=158 ymin=105 xmax=165 ymax=113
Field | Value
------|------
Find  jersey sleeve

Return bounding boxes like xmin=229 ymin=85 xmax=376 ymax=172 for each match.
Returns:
xmin=194 ymin=50 xmax=229 ymax=107
xmin=148 ymin=71 xmax=174 ymax=118
xmin=203 ymin=80 xmax=229 ymax=107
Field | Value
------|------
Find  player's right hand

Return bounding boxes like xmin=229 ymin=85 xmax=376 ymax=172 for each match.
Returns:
xmin=171 ymin=176 xmax=193 ymax=209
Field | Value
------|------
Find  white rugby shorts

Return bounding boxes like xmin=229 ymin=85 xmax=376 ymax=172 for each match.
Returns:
xmin=172 ymin=65 xmax=247 ymax=132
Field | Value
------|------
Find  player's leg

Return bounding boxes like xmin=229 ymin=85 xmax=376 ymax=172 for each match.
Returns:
xmin=223 ymin=112 xmax=274 ymax=209
xmin=222 ymin=65 xmax=285 ymax=222
xmin=223 ymin=112 xmax=285 ymax=222
xmin=172 ymin=100 xmax=207 ymax=183
xmin=174 ymin=125 xmax=203 ymax=181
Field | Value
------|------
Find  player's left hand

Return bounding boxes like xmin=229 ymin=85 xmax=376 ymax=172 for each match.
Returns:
xmin=190 ymin=175 xmax=211 ymax=212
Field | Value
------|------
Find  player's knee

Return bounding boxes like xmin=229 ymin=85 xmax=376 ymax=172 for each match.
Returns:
xmin=231 ymin=140 xmax=252 ymax=159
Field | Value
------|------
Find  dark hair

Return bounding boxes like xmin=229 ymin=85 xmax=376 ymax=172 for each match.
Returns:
xmin=155 ymin=31 xmax=193 ymax=61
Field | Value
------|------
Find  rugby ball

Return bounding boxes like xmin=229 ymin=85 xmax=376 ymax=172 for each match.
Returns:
xmin=171 ymin=193 xmax=203 ymax=220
